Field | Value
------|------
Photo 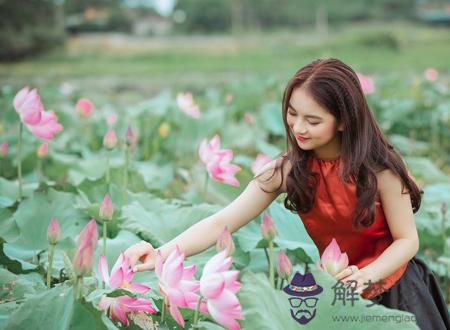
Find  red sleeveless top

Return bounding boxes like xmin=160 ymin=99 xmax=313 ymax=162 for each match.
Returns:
xmin=299 ymin=155 xmax=408 ymax=299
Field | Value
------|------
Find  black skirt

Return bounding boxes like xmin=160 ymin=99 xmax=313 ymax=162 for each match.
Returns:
xmin=368 ymin=256 xmax=450 ymax=330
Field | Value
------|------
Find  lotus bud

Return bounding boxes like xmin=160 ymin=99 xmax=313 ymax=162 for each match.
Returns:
xmin=0 ymin=142 xmax=8 ymax=157
xmin=47 ymin=217 xmax=61 ymax=245
xmin=76 ymin=98 xmax=94 ymax=118
xmin=37 ymin=143 xmax=49 ymax=158
xmin=277 ymin=251 xmax=293 ymax=281
xmin=103 ymin=129 xmax=118 ymax=150
xmin=73 ymin=219 xmax=98 ymax=276
xmin=260 ymin=212 xmax=276 ymax=241
xmin=99 ymin=193 xmax=113 ymax=222
xmin=216 ymin=226 xmax=235 ymax=256
xmin=316 ymin=238 xmax=349 ymax=276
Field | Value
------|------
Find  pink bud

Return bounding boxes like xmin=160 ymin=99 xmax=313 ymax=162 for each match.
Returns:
xmin=37 ymin=143 xmax=49 ymax=158
xmin=103 ymin=129 xmax=117 ymax=150
xmin=47 ymin=217 xmax=61 ymax=245
xmin=244 ymin=112 xmax=254 ymax=124
xmin=99 ymin=193 xmax=113 ymax=221
xmin=106 ymin=112 xmax=118 ymax=126
xmin=124 ymin=126 xmax=136 ymax=148
xmin=260 ymin=212 xmax=276 ymax=241
xmin=216 ymin=226 xmax=235 ymax=256
xmin=424 ymin=68 xmax=439 ymax=82
xmin=73 ymin=219 xmax=98 ymax=276
xmin=225 ymin=94 xmax=233 ymax=104
xmin=277 ymin=251 xmax=293 ymax=281
xmin=76 ymin=98 xmax=94 ymax=118
xmin=0 ymin=142 xmax=8 ymax=157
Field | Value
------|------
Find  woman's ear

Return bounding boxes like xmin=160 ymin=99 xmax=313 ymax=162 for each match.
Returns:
xmin=338 ymin=123 xmax=344 ymax=131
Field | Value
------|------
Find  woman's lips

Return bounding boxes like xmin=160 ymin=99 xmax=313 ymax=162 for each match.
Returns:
xmin=296 ymin=135 xmax=310 ymax=142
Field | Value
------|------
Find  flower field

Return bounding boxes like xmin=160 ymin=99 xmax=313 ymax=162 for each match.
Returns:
xmin=0 ymin=69 xmax=449 ymax=329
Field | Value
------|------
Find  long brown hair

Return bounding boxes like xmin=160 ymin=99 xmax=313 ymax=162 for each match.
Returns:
xmin=255 ymin=57 xmax=423 ymax=230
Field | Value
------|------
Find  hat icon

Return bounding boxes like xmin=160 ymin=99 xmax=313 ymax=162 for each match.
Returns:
xmin=283 ymin=271 xmax=323 ymax=297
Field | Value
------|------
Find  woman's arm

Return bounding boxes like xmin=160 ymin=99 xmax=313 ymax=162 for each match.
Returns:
xmin=130 ymin=156 xmax=291 ymax=271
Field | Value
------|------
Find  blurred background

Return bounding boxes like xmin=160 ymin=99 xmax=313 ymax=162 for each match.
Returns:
xmin=1 ymin=0 xmax=450 ymax=95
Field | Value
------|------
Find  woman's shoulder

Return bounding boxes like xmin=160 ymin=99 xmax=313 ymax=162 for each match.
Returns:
xmin=252 ymin=153 xmax=292 ymax=194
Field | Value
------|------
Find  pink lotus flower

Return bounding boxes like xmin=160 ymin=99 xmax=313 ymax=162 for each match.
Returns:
xmin=216 ymin=226 xmax=235 ymax=256
xmin=356 ymin=72 xmax=375 ymax=95
xmin=99 ymin=253 xmax=150 ymax=294
xmin=199 ymin=134 xmax=222 ymax=166
xmin=260 ymin=212 xmax=276 ymax=241
xmin=199 ymin=135 xmax=241 ymax=186
xmin=76 ymin=98 xmax=94 ymax=118
xmin=0 ymin=142 xmax=8 ymax=157
xmin=99 ymin=193 xmax=113 ymax=221
xmin=124 ymin=126 xmax=137 ymax=149
xmin=424 ymin=68 xmax=439 ymax=82
xmin=103 ymin=129 xmax=117 ymax=150
xmin=176 ymin=92 xmax=201 ymax=118
xmin=13 ymin=87 xmax=63 ymax=141
xmin=73 ymin=219 xmax=98 ymax=276
xmin=205 ymin=150 xmax=241 ymax=186
xmin=251 ymin=153 xmax=272 ymax=174
xmin=106 ymin=112 xmax=118 ymax=126
xmin=98 ymin=295 xmax=157 ymax=326
xmin=316 ymin=238 xmax=349 ymax=276
xmin=277 ymin=251 xmax=292 ymax=281
xmin=200 ymin=249 xmax=244 ymax=330
xmin=244 ymin=112 xmax=254 ymax=124
xmin=37 ymin=143 xmax=48 ymax=158
xmin=13 ymin=86 xmax=42 ymax=126
xmin=155 ymin=245 xmax=207 ymax=328
xmin=47 ymin=217 xmax=61 ymax=245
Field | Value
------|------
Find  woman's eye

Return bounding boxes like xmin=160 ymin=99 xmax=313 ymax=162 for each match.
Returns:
xmin=309 ymin=122 xmax=320 ymax=126
xmin=288 ymin=111 xmax=296 ymax=116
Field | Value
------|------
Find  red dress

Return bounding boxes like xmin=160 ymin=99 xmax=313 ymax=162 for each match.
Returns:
xmin=299 ymin=155 xmax=408 ymax=300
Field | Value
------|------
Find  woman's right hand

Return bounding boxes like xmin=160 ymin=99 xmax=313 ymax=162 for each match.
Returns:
xmin=124 ymin=240 xmax=157 ymax=272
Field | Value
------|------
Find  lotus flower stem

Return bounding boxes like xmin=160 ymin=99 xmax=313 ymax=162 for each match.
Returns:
xmin=263 ymin=247 xmax=270 ymax=270
xmin=160 ymin=297 xmax=166 ymax=324
xmin=192 ymin=294 xmax=203 ymax=326
xmin=17 ymin=122 xmax=23 ymax=200
xmin=279 ymin=279 xmax=285 ymax=290
xmin=106 ymin=151 xmax=110 ymax=184
xmin=102 ymin=223 xmax=107 ymax=290
xmin=268 ymin=240 xmax=274 ymax=288
xmin=37 ymin=158 xmax=43 ymax=184
xmin=123 ymin=148 xmax=129 ymax=191
xmin=47 ymin=244 xmax=56 ymax=288
xmin=203 ymin=171 xmax=209 ymax=200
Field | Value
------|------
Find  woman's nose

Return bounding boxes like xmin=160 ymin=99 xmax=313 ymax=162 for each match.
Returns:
xmin=293 ymin=119 xmax=307 ymax=134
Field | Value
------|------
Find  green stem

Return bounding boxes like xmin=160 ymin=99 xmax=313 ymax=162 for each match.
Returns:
xmin=192 ymin=295 xmax=203 ymax=327
xmin=279 ymin=278 xmax=285 ymax=290
xmin=106 ymin=151 xmax=110 ymax=185
xmin=203 ymin=171 xmax=209 ymax=200
xmin=47 ymin=244 xmax=55 ymax=288
xmin=160 ymin=297 xmax=166 ymax=324
xmin=18 ymin=122 xmax=23 ymax=201
xmin=268 ymin=240 xmax=274 ymax=288
xmin=37 ymin=158 xmax=43 ymax=185
xmin=102 ymin=221 xmax=107 ymax=289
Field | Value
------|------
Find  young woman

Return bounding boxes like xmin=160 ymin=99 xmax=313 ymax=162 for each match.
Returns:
xmin=125 ymin=58 xmax=450 ymax=329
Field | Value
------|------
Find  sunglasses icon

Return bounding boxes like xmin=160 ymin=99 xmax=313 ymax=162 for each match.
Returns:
xmin=289 ymin=297 xmax=318 ymax=308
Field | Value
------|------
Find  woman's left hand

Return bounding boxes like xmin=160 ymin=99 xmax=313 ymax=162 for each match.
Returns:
xmin=334 ymin=265 xmax=376 ymax=295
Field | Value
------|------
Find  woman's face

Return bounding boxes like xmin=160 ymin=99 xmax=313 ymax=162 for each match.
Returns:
xmin=286 ymin=87 xmax=343 ymax=155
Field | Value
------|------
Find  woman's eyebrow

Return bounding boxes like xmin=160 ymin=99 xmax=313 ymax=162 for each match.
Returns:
xmin=288 ymin=103 xmax=323 ymax=119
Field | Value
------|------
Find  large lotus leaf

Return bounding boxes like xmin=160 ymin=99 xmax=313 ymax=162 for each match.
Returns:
xmin=0 ymin=268 xmax=45 ymax=304
xmin=133 ymin=160 xmax=174 ymax=191
xmin=2 ymin=284 xmax=114 ymax=330
xmin=0 ymin=208 xmax=20 ymax=243
xmin=414 ymin=184 xmax=450 ymax=236
xmin=235 ymin=202 xmax=319 ymax=262
xmin=388 ymin=134 xmax=429 ymax=156
xmin=239 ymin=270 xmax=419 ymax=329
xmin=12 ymin=188 xmax=88 ymax=250
xmin=404 ymin=156 xmax=450 ymax=184
xmin=120 ymin=200 xmax=221 ymax=247
xmin=127 ymin=90 xmax=172 ymax=118
xmin=260 ymin=102 xmax=284 ymax=136
xmin=0 ymin=177 xmax=39 ymax=207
